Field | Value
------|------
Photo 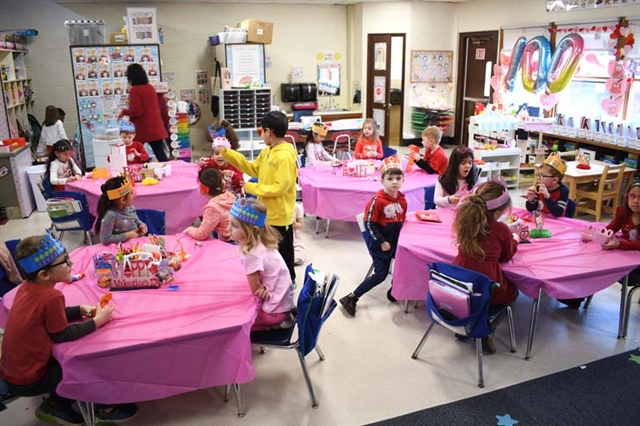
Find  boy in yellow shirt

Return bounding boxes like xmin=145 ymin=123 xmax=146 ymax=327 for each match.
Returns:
xmin=221 ymin=111 xmax=298 ymax=280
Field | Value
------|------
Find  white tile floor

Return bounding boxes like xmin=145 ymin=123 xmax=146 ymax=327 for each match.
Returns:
xmin=1 ymin=147 xmax=638 ymax=426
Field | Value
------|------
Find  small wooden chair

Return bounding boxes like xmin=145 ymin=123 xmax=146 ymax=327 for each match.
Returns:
xmin=574 ymin=164 xmax=625 ymax=222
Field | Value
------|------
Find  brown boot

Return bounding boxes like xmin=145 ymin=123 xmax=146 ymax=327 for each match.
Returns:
xmin=482 ymin=336 xmax=496 ymax=354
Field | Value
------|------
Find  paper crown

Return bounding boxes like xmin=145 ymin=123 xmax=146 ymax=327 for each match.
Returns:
xmin=381 ymin=155 xmax=402 ymax=175
xmin=106 ymin=176 xmax=133 ymax=200
xmin=484 ymin=179 xmax=510 ymax=211
xmin=311 ymin=122 xmax=328 ymax=137
xmin=544 ymin=152 xmax=567 ymax=176
xmin=212 ymin=136 xmax=231 ymax=149
xmin=119 ymin=120 xmax=136 ymax=133
xmin=230 ymin=197 xmax=267 ymax=227
xmin=18 ymin=230 xmax=66 ymax=274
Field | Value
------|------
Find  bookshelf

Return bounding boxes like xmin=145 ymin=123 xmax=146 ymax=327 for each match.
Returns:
xmin=0 ymin=46 xmax=35 ymax=149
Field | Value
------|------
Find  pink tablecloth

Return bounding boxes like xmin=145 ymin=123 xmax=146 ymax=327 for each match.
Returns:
xmin=299 ymin=165 xmax=438 ymax=222
xmin=66 ymin=160 xmax=208 ymax=235
xmin=0 ymin=236 xmax=259 ymax=404
xmin=392 ymin=208 xmax=640 ymax=301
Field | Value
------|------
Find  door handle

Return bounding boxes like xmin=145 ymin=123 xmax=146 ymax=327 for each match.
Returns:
xmin=387 ymin=103 xmax=392 ymax=111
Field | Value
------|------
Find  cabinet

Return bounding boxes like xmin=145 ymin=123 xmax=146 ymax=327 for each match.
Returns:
xmin=0 ymin=145 xmax=35 ymax=218
xmin=220 ymin=88 xmax=271 ymax=159
xmin=473 ymin=148 xmax=522 ymax=189
xmin=0 ymin=48 xmax=35 ymax=144
xmin=529 ymin=131 xmax=639 ymax=165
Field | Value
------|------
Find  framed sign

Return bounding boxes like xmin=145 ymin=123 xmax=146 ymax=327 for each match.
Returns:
xmin=225 ymin=44 xmax=266 ymax=87
xmin=410 ymin=50 xmax=453 ymax=83
xmin=127 ymin=7 xmax=159 ymax=44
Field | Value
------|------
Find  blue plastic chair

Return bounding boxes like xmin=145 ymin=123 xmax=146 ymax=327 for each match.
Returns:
xmin=135 ymin=209 xmax=166 ymax=235
xmin=0 ymin=378 xmax=19 ymax=411
xmin=247 ymin=263 xmax=338 ymax=409
xmin=382 ymin=146 xmax=397 ymax=159
xmin=47 ymin=191 xmax=94 ymax=245
xmin=4 ymin=239 xmax=20 ymax=267
xmin=0 ymin=238 xmax=22 ymax=297
xmin=411 ymin=262 xmax=516 ymax=388
xmin=424 ymin=186 xmax=436 ymax=210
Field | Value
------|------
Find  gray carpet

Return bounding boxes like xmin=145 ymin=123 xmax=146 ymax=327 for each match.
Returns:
xmin=370 ymin=349 xmax=640 ymax=426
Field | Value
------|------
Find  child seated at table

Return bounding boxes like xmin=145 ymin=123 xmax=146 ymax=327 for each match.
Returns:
xmin=228 ymin=197 xmax=294 ymax=331
xmin=453 ymin=180 xmax=520 ymax=354
xmin=525 ymin=152 xmax=569 ymax=217
xmin=0 ymin=232 xmax=138 ymax=425
xmin=339 ymin=156 xmax=407 ymax=316
xmin=198 ymin=134 xmax=244 ymax=196
xmin=410 ymin=126 xmax=448 ymax=175
xmin=46 ymin=139 xmax=83 ymax=192
xmin=95 ymin=176 xmax=148 ymax=245
xmin=293 ymin=201 xmax=305 ymax=265
xmin=305 ymin=122 xmax=339 ymax=167
xmin=119 ymin=120 xmax=149 ymax=165
xmin=184 ymin=168 xmax=235 ymax=242
xmin=354 ymin=118 xmax=383 ymax=160
xmin=435 ymin=146 xmax=476 ymax=209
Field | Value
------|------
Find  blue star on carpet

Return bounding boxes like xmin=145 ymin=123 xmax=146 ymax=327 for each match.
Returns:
xmin=629 ymin=354 xmax=640 ymax=365
xmin=496 ymin=414 xmax=519 ymax=426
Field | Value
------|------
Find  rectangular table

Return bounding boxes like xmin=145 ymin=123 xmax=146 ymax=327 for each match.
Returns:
xmin=563 ymin=160 xmax=636 ymax=201
xmin=0 ymin=235 xmax=259 ymax=405
xmin=392 ymin=208 xmax=639 ymax=359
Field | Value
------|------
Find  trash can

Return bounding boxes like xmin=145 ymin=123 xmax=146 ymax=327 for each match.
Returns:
xmin=27 ymin=164 xmax=47 ymax=212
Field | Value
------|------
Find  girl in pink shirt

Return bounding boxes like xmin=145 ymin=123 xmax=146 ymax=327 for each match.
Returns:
xmin=228 ymin=198 xmax=294 ymax=331
xmin=184 ymin=168 xmax=235 ymax=241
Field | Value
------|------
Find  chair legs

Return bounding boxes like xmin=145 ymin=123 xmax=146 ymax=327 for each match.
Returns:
xmin=314 ymin=217 xmax=331 ymax=238
xmin=475 ymin=338 xmax=484 ymax=388
xmin=76 ymin=401 xmax=96 ymax=426
xmin=623 ymin=286 xmax=640 ymax=339
xmin=224 ymin=384 xmax=245 ymax=417
xmin=411 ymin=322 xmax=436 ymax=359
xmin=583 ymin=294 xmax=593 ymax=309
xmin=296 ymin=348 xmax=319 ymax=408
xmin=58 ymin=231 xmax=65 ymax=242
xmin=315 ymin=344 xmax=325 ymax=361
xmin=506 ymin=306 xmax=517 ymax=353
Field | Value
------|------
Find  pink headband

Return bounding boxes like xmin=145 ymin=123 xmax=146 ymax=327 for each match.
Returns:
xmin=484 ymin=179 xmax=510 ymax=211
xmin=212 ymin=136 xmax=231 ymax=149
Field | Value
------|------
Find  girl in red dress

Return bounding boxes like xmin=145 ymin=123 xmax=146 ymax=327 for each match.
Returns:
xmin=452 ymin=180 xmax=520 ymax=353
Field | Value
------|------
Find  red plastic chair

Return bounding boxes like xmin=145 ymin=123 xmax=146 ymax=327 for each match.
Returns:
xmin=285 ymin=131 xmax=302 ymax=168
xmin=330 ymin=131 xmax=352 ymax=160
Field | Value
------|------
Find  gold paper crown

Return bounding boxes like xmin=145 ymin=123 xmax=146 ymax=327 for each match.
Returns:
xmin=311 ymin=122 xmax=328 ymax=137
xmin=106 ymin=176 xmax=133 ymax=200
xmin=381 ymin=155 xmax=402 ymax=175
xmin=544 ymin=152 xmax=567 ymax=176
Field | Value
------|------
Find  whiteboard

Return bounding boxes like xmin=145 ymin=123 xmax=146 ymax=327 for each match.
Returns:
xmin=225 ymin=44 xmax=266 ymax=87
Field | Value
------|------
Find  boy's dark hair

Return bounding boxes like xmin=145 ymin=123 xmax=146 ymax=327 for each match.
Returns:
xmin=261 ymin=111 xmax=288 ymax=138
xmin=16 ymin=235 xmax=57 ymax=280
xmin=57 ymin=108 xmax=66 ymax=118
xmin=95 ymin=176 xmax=128 ymax=233
xmin=199 ymin=168 xmax=224 ymax=196
xmin=126 ymin=63 xmax=149 ymax=86
xmin=382 ymin=168 xmax=403 ymax=179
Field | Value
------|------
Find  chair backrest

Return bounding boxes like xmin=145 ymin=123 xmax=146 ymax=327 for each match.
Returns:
xmin=38 ymin=172 xmax=54 ymax=200
xmin=136 ymin=209 xmax=166 ymax=235
xmin=598 ymin=164 xmax=625 ymax=197
xmin=426 ymin=262 xmax=494 ymax=338
xmin=565 ymin=198 xmax=576 ymax=218
xmin=382 ymin=146 xmax=397 ymax=159
xmin=331 ymin=131 xmax=351 ymax=144
xmin=4 ymin=239 xmax=20 ymax=266
xmin=47 ymin=191 xmax=94 ymax=231
xmin=355 ymin=213 xmax=372 ymax=247
xmin=296 ymin=263 xmax=338 ymax=356
xmin=424 ymin=186 xmax=436 ymax=210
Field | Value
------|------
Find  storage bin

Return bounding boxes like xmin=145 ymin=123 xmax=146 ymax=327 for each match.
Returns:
xmin=27 ymin=164 xmax=47 ymax=212
xmin=65 ymin=20 xmax=107 ymax=45
xmin=497 ymin=161 xmax=511 ymax=169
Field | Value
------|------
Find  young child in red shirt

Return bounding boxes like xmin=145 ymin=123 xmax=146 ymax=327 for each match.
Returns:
xmin=0 ymin=233 xmax=137 ymax=425
xmin=119 ymin=120 xmax=149 ymax=165
xmin=410 ymin=126 xmax=448 ymax=175
xmin=354 ymin=118 xmax=383 ymax=160
xmin=199 ymin=133 xmax=244 ymax=196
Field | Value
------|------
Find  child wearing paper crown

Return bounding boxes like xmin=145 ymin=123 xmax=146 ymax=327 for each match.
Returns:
xmin=339 ymin=156 xmax=407 ymax=317
xmin=305 ymin=122 xmax=339 ymax=166
xmin=228 ymin=198 xmax=294 ymax=331
xmin=525 ymin=152 xmax=570 ymax=217
xmin=184 ymin=168 xmax=235 ymax=241
xmin=95 ymin=176 xmax=148 ymax=245
xmin=199 ymin=132 xmax=244 ymax=196
xmin=435 ymin=146 xmax=476 ymax=209
xmin=453 ymin=180 xmax=520 ymax=354
xmin=410 ymin=126 xmax=448 ymax=175
xmin=0 ymin=233 xmax=138 ymax=425
xmin=354 ymin=118 xmax=383 ymax=160
xmin=46 ymin=139 xmax=83 ymax=191
xmin=119 ymin=120 xmax=149 ymax=164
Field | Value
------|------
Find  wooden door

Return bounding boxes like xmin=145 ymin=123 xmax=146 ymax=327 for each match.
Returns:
xmin=366 ymin=34 xmax=399 ymax=146
xmin=454 ymin=31 xmax=499 ymax=146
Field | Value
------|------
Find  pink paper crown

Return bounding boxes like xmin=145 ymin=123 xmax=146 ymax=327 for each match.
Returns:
xmin=381 ymin=155 xmax=402 ymax=174
xmin=212 ymin=136 xmax=231 ymax=149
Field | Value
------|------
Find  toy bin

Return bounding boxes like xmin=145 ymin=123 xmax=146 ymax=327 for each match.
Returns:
xmin=27 ymin=164 xmax=47 ymax=212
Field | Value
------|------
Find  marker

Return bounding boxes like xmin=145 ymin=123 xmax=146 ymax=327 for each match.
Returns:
xmin=66 ymin=272 xmax=85 ymax=284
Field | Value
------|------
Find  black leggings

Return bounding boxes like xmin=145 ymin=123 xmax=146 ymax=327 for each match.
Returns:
xmin=5 ymin=358 xmax=74 ymax=405
xmin=147 ymin=139 xmax=170 ymax=162
xmin=273 ymin=224 xmax=296 ymax=282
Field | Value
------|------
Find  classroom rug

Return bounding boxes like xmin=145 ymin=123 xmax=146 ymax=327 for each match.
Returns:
xmin=370 ymin=349 xmax=640 ymax=426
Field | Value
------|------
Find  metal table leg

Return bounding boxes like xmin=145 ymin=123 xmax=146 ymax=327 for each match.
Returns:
xmin=618 ymin=274 xmax=629 ymax=339
xmin=77 ymin=401 xmax=95 ymax=426
xmin=525 ymin=288 xmax=543 ymax=360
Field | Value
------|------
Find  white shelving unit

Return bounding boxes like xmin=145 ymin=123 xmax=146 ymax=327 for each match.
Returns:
xmin=0 ymin=47 xmax=35 ymax=144
xmin=220 ymin=88 xmax=271 ymax=159
xmin=472 ymin=147 xmax=522 ymax=189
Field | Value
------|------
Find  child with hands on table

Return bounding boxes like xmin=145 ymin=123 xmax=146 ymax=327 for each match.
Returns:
xmin=95 ymin=176 xmax=148 ymax=245
xmin=0 ymin=233 xmax=137 ymax=426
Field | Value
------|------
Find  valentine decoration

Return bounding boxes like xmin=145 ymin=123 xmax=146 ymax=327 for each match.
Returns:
xmin=609 ymin=23 xmax=635 ymax=62
xmin=529 ymin=211 xmax=552 ymax=239
xmin=602 ymin=59 xmax=630 ymax=116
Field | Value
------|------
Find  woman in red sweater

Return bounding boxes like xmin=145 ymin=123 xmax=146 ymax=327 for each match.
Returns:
xmin=119 ymin=64 xmax=170 ymax=161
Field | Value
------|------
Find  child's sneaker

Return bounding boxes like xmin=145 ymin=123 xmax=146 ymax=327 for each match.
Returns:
xmin=339 ymin=294 xmax=358 ymax=317
xmin=35 ymin=398 xmax=84 ymax=426
xmin=95 ymin=403 xmax=138 ymax=425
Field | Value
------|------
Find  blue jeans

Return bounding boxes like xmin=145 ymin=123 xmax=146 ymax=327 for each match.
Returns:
xmin=353 ymin=247 xmax=394 ymax=298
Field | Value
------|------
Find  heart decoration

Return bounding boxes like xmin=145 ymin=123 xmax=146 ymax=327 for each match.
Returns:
xmin=601 ymin=97 xmax=623 ymax=116
xmin=490 ymin=75 xmax=502 ymax=92
xmin=605 ymin=77 xmax=628 ymax=95
xmin=539 ymin=92 xmax=559 ymax=111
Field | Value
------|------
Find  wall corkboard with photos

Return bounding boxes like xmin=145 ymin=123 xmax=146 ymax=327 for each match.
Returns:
xmin=410 ymin=50 xmax=453 ymax=83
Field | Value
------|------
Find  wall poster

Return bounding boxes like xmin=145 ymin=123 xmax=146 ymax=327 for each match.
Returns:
xmin=225 ymin=44 xmax=265 ymax=87
xmin=410 ymin=50 xmax=453 ymax=83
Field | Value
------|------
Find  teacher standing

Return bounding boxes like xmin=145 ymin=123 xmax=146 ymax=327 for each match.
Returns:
xmin=119 ymin=63 xmax=170 ymax=162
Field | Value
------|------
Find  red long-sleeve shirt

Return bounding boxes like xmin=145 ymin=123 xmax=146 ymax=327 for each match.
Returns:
xmin=606 ymin=206 xmax=640 ymax=251
xmin=122 ymin=84 xmax=168 ymax=143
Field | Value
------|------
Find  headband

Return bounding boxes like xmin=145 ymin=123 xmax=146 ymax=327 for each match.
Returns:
xmin=381 ymin=155 xmax=402 ymax=175
xmin=53 ymin=140 xmax=72 ymax=152
xmin=230 ymin=197 xmax=266 ymax=227
xmin=105 ymin=176 xmax=133 ymax=200
xmin=18 ymin=230 xmax=67 ymax=274
xmin=311 ymin=122 xmax=328 ymax=137
xmin=119 ymin=120 xmax=135 ymax=133
xmin=484 ymin=180 xmax=510 ymax=211
xmin=544 ymin=152 xmax=567 ymax=176
xmin=197 ymin=175 xmax=223 ymax=195
xmin=212 ymin=136 xmax=231 ymax=149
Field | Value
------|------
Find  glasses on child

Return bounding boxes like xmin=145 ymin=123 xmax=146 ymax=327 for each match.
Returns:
xmin=536 ymin=173 xmax=554 ymax=179
xmin=45 ymin=254 xmax=71 ymax=270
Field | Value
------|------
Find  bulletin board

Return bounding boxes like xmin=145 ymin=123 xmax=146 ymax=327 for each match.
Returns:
xmin=410 ymin=50 xmax=453 ymax=83
xmin=225 ymin=44 xmax=266 ymax=87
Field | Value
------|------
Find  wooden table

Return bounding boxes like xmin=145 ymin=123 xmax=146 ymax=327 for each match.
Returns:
xmin=563 ymin=160 xmax=636 ymax=201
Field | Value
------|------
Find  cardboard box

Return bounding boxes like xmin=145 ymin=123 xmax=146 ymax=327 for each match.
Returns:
xmin=109 ymin=32 xmax=128 ymax=44
xmin=238 ymin=19 xmax=273 ymax=44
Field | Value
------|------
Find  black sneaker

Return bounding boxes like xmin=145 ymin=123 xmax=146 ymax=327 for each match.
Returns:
xmin=386 ymin=288 xmax=397 ymax=303
xmin=95 ymin=403 xmax=138 ymax=424
xmin=35 ymin=398 xmax=84 ymax=426
xmin=339 ymin=294 xmax=358 ymax=317
xmin=454 ymin=333 xmax=470 ymax=341
xmin=558 ymin=298 xmax=584 ymax=309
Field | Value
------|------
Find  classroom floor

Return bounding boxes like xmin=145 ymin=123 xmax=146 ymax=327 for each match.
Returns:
xmin=1 ymin=146 xmax=637 ymax=426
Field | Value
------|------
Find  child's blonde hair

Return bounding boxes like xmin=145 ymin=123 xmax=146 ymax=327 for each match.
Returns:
xmin=421 ymin=126 xmax=443 ymax=145
xmin=540 ymin=163 xmax=563 ymax=182
xmin=360 ymin=118 xmax=379 ymax=141
xmin=234 ymin=199 xmax=281 ymax=254
xmin=453 ymin=181 xmax=512 ymax=260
